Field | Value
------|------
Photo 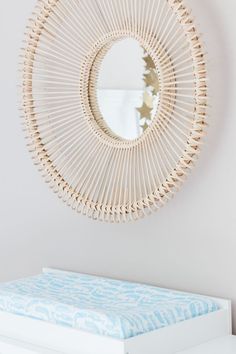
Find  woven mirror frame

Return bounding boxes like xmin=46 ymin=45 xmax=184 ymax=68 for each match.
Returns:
xmin=21 ymin=0 xmax=207 ymax=222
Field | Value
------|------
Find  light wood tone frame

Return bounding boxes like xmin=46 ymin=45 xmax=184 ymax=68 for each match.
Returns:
xmin=20 ymin=0 xmax=207 ymax=222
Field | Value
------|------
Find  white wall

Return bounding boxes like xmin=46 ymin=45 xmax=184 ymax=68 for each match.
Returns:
xmin=0 ymin=0 xmax=236 ymax=332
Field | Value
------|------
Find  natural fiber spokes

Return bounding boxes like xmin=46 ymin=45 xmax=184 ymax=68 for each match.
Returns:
xmin=20 ymin=0 xmax=207 ymax=222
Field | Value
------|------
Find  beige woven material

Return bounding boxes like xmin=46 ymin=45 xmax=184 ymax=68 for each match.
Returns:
xmin=21 ymin=0 xmax=207 ymax=222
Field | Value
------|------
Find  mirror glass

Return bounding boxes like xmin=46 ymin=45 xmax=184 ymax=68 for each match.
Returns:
xmin=96 ymin=38 xmax=160 ymax=140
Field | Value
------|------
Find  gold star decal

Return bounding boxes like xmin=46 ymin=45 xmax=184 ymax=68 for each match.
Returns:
xmin=137 ymin=50 xmax=160 ymax=132
xmin=143 ymin=55 xmax=156 ymax=70
xmin=144 ymin=69 xmax=160 ymax=95
xmin=143 ymin=91 xmax=153 ymax=108
xmin=142 ymin=122 xmax=149 ymax=132
xmin=137 ymin=103 xmax=152 ymax=119
xmin=152 ymin=82 xmax=160 ymax=96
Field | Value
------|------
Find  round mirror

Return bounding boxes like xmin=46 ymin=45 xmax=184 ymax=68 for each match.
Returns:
xmin=94 ymin=38 xmax=160 ymax=140
xmin=23 ymin=0 xmax=207 ymax=222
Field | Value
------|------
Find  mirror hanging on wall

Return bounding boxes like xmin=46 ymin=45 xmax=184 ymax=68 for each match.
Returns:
xmin=21 ymin=0 xmax=207 ymax=222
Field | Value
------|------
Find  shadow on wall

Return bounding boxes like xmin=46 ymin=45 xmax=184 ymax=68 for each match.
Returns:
xmin=191 ymin=0 xmax=232 ymax=172
xmin=190 ymin=0 xmax=234 ymax=331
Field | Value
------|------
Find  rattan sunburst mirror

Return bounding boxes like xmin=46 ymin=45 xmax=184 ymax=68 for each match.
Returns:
xmin=21 ymin=0 xmax=207 ymax=222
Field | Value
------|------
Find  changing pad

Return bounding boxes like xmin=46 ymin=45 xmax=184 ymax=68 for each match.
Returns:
xmin=0 ymin=269 xmax=220 ymax=339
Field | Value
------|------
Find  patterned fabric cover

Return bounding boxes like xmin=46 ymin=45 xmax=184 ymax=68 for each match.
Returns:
xmin=0 ymin=269 xmax=220 ymax=339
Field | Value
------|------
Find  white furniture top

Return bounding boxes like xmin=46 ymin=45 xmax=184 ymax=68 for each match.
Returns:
xmin=0 ymin=268 xmax=231 ymax=354
xmin=178 ymin=335 xmax=236 ymax=354
xmin=0 ymin=268 xmax=221 ymax=340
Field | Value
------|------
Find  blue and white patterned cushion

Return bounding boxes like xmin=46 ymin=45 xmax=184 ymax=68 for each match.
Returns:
xmin=0 ymin=269 xmax=220 ymax=339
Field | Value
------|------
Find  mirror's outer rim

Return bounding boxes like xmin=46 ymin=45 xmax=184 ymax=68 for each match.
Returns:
xmin=20 ymin=0 xmax=207 ymax=223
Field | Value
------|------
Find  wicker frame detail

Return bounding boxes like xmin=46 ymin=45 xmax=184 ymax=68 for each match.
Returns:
xmin=21 ymin=0 xmax=207 ymax=222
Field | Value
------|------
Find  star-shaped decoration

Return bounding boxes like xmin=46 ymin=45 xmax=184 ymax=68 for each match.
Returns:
xmin=143 ymin=91 xmax=153 ymax=108
xmin=142 ymin=121 xmax=150 ymax=132
xmin=144 ymin=69 xmax=160 ymax=95
xmin=137 ymin=102 xmax=152 ymax=119
xmin=152 ymin=82 xmax=160 ymax=96
xmin=143 ymin=55 xmax=156 ymax=70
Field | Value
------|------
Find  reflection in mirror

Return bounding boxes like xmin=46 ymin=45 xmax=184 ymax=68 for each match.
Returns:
xmin=96 ymin=38 xmax=160 ymax=140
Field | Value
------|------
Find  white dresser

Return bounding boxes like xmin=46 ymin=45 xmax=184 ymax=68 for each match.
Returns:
xmin=0 ymin=335 xmax=235 ymax=354
xmin=178 ymin=336 xmax=236 ymax=354
xmin=0 ymin=335 xmax=62 ymax=354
